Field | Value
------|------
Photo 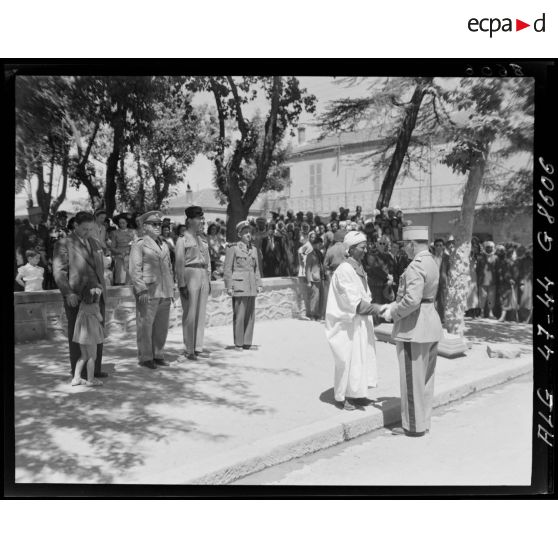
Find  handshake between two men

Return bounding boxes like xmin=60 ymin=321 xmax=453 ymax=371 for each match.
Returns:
xmin=356 ymin=300 xmax=393 ymax=322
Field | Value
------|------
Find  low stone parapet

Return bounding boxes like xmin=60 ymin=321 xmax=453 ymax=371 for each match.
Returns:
xmin=14 ymin=277 xmax=307 ymax=343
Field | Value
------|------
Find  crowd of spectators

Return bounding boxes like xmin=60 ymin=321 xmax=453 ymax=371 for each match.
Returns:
xmin=14 ymin=203 xmax=532 ymax=326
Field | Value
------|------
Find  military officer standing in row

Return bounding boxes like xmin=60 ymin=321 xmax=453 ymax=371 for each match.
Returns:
xmin=382 ymin=226 xmax=443 ymax=437
xmin=129 ymin=211 xmax=174 ymax=369
xmin=224 ymin=221 xmax=263 ymax=350
xmin=175 ymin=206 xmax=211 ymax=360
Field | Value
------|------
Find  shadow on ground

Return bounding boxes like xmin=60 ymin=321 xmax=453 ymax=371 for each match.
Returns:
xmin=14 ymin=338 xmax=295 ymax=483
xmin=464 ymin=319 xmax=532 ymax=353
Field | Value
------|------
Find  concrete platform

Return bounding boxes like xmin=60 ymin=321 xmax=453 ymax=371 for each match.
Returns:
xmin=14 ymin=317 xmax=533 ymax=485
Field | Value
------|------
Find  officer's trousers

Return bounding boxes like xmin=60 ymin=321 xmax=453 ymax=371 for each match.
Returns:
xmin=180 ymin=268 xmax=209 ymax=355
xmin=307 ymin=281 xmax=324 ymax=319
xmin=136 ymin=296 xmax=171 ymax=363
xmin=479 ymin=284 xmax=496 ymax=316
xmin=232 ymin=296 xmax=256 ymax=347
xmin=64 ymin=296 xmax=105 ymax=378
xmin=396 ymin=341 xmax=438 ymax=433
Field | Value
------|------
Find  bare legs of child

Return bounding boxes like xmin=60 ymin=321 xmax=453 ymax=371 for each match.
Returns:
xmin=71 ymin=344 xmax=103 ymax=387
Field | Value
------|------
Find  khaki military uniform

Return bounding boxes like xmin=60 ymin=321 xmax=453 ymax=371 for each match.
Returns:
xmin=224 ymin=241 xmax=263 ymax=348
xmin=175 ymin=230 xmax=211 ymax=355
xmin=129 ymin=235 xmax=174 ymax=364
xmin=388 ymin=249 xmax=443 ymax=434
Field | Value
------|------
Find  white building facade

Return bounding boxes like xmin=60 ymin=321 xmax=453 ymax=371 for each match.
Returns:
xmin=281 ymin=130 xmax=532 ymax=244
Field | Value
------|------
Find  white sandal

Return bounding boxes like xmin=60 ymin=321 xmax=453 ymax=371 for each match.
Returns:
xmin=71 ymin=378 xmax=85 ymax=386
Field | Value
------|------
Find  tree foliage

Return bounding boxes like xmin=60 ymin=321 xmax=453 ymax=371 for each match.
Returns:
xmin=187 ymin=76 xmax=316 ymax=240
xmin=439 ymin=77 xmax=534 ymax=336
xmin=15 ymin=75 xmax=207 ymax=219
xmin=319 ymin=77 xmax=451 ymax=207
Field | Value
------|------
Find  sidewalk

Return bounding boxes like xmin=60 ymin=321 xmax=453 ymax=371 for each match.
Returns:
xmin=14 ymin=318 xmax=533 ymax=484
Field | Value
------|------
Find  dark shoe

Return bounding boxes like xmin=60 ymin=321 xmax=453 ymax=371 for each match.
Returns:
xmin=242 ymin=345 xmax=256 ymax=350
xmin=140 ymin=360 xmax=157 ymax=369
xmin=153 ymin=358 xmax=170 ymax=367
xmin=195 ymin=351 xmax=210 ymax=358
xmin=391 ymin=427 xmax=425 ymax=437
xmin=343 ymin=400 xmax=357 ymax=411
xmin=186 ymin=353 xmax=198 ymax=361
xmin=353 ymin=397 xmax=376 ymax=407
xmin=343 ymin=399 xmax=366 ymax=411
xmin=94 ymin=372 xmax=109 ymax=378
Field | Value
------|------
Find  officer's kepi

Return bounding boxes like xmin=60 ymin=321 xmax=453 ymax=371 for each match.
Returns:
xmin=138 ymin=211 xmax=163 ymax=227
xmin=402 ymin=225 xmax=429 ymax=242
xmin=236 ymin=220 xmax=251 ymax=236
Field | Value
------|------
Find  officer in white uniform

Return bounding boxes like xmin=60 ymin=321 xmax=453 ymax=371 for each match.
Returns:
xmin=383 ymin=226 xmax=443 ymax=436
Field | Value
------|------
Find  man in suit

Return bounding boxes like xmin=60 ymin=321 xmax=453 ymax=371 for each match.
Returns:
xmin=175 ymin=205 xmax=211 ymax=360
xmin=129 ymin=211 xmax=174 ymax=369
xmin=53 ymin=211 xmax=108 ymax=379
xmin=433 ymin=238 xmax=450 ymax=325
xmin=224 ymin=220 xmax=263 ymax=350
xmin=382 ymin=226 xmax=443 ymax=437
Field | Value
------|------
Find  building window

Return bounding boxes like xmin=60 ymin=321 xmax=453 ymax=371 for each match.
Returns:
xmin=310 ymin=163 xmax=322 ymax=197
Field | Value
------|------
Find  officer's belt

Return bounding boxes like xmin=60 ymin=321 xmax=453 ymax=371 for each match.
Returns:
xmin=184 ymin=263 xmax=207 ymax=269
xmin=421 ymin=298 xmax=434 ymax=303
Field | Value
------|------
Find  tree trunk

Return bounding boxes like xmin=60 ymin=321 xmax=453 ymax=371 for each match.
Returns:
xmin=135 ymin=147 xmax=146 ymax=213
xmin=376 ymin=78 xmax=432 ymax=210
xmin=35 ymin=161 xmax=48 ymax=218
xmin=444 ymin=150 xmax=488 ymax=336
xmin=50 ymin=146 xmax=69 ymax=217
xmin=45 ymin=150 xmax=56 ymax=217
xmin=70 ymin=116 xmax=102 ymax=202
xmin=105 ymin=104 xmax=126 ymax=216
xmin=117 ymin=151 xmax=127 ymax=208
xmin=226 ymin=195 xmax=248 ymax=243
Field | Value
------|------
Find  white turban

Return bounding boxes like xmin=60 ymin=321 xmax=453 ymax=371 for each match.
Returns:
xmin=343 ymin=231 xmax=367 ymax=250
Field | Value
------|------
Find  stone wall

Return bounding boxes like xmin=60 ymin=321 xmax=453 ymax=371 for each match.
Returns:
xmin=14 ymin=278 xmax=308 ymax=344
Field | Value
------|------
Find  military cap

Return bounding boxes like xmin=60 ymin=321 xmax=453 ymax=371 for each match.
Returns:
xmin=137 ymin=210 xmax=163 ymax=227
xmin=236 ymin=220 xmax=251 ymax=235
xmin=94 ymin=207 xmax=107 ymax=217
xmin=185 ymin=205 xmax=204 ymax=219
xmin=402 ymin=225 xmax=429 ymax=242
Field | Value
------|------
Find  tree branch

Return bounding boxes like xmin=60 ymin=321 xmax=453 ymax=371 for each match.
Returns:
xmin=209 ymin=77 xmax=228 ymax=195
xmin=244 ymin=76 xmax=282 ymax=208
xmin=226 ymin=76 xmax=248 ymax=138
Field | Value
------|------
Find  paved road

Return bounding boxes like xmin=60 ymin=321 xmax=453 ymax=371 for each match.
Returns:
xmin=235 ymin=375 xmax=533 ymax=486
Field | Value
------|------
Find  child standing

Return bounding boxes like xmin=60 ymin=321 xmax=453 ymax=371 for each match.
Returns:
xmin=15 ymin=250 xmax=44 ymax=291
xmin=71 ymin=287 xmax=105 ymax=387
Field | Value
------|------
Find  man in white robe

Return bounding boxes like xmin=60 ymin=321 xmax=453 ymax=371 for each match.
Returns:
xmin=325 ymin=231 xmax=385 ymax=411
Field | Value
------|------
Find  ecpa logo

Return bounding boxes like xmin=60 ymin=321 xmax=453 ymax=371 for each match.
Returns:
xmin=468 ymin=13 xmax=546 ymax=37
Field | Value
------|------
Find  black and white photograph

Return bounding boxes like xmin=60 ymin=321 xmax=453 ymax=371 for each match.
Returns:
xmin=5 ymin=61 xmax=555 ymax=495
